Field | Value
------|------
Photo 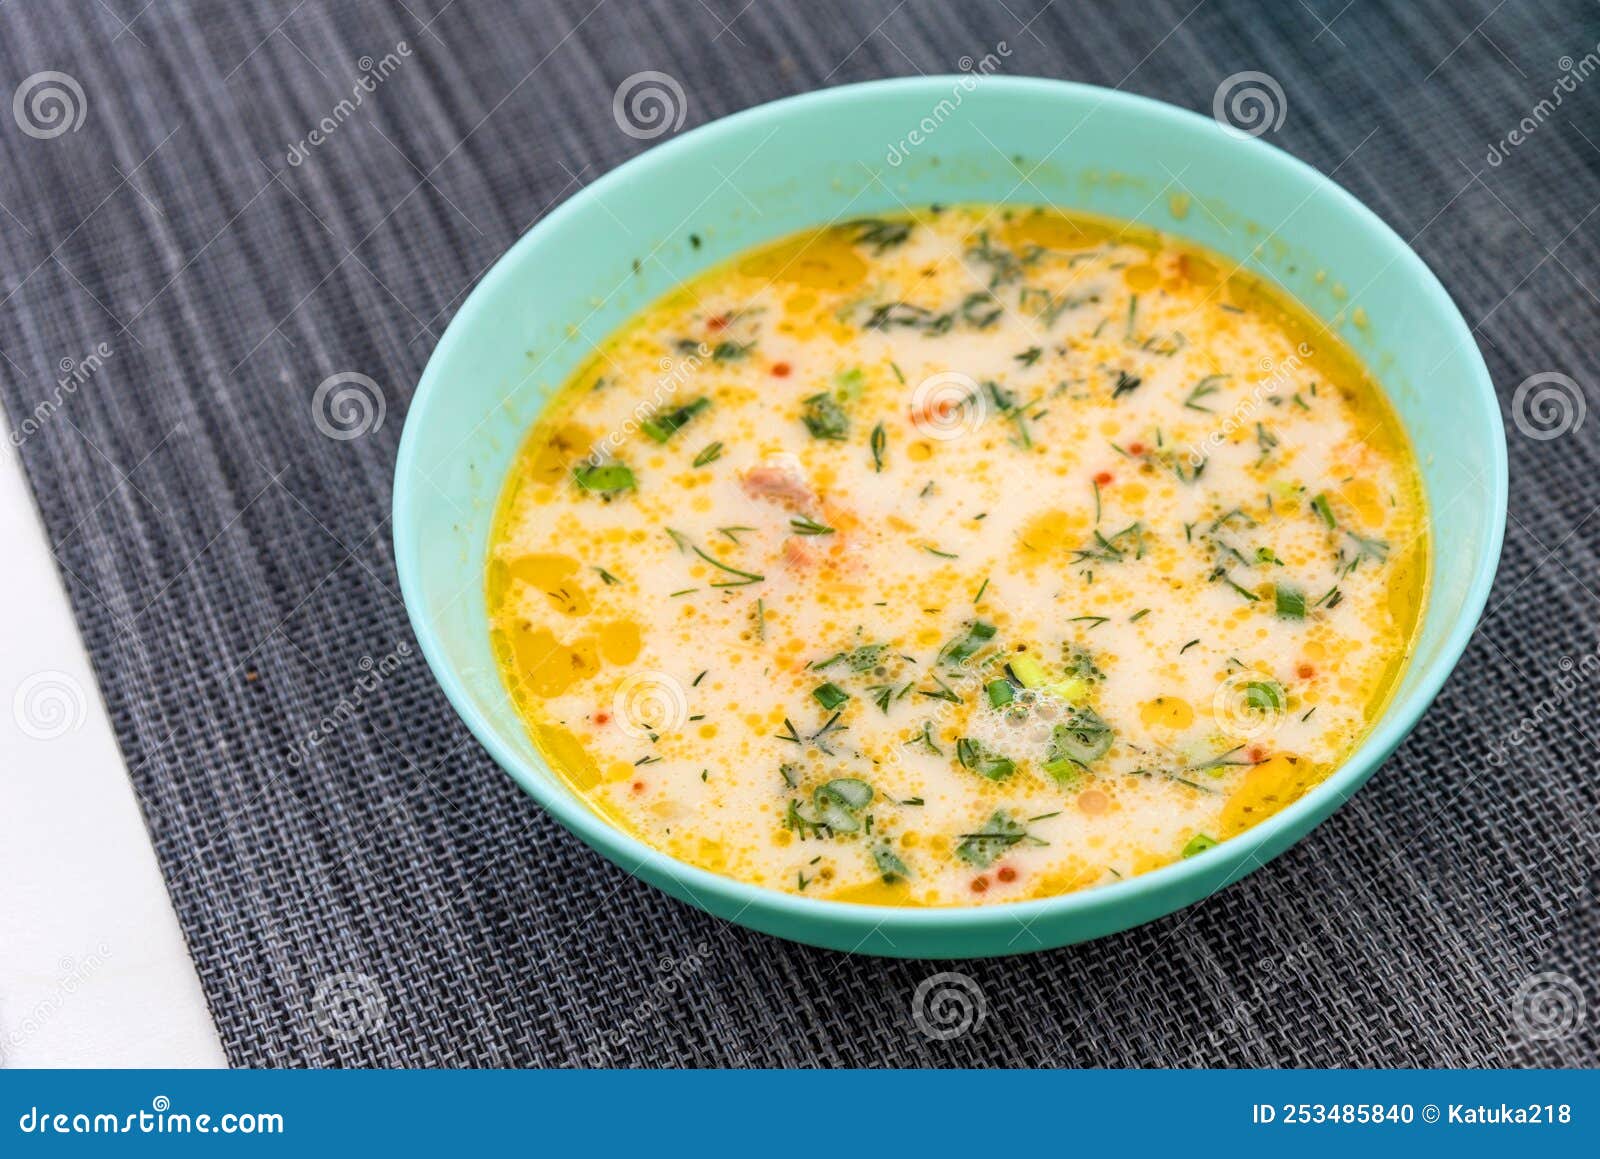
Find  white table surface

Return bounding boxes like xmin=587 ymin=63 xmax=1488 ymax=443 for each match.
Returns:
xmin=0 ymin=445 xmax=227 ymax=1068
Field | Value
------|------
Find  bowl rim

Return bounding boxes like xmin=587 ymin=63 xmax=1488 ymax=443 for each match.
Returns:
xmin=393 ymin=74 xmax=1508 ymax=942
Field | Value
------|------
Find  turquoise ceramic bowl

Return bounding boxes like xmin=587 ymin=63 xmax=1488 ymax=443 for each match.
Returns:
xmin=394 ymin=77 xmax=1506 ymax=958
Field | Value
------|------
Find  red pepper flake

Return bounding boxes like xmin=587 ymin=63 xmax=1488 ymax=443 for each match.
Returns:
xmin=1247 ymin=745 xmax=1266 ymax=763
xmin=1127 ymin=442 xmax=1145 ymax=456
xmin=631 ymin=781 xmax=645 ymax=793
xmin=594 ymin=711 xmax=611 ymax=725
xmin=970 ymin=876 xmax=989 ymax=893
xmin=707 ymin=313 xmax=729 ymax=331
xmin=997 ymin=866 xmax=1017 ymax=883
xmin=771 ymin=361 xmax=791 ymax=377
xmin=1094 ymin=470 xmax=1114 ymax=486
xmin=1297 ymin=664 xmax=1315 ymax=679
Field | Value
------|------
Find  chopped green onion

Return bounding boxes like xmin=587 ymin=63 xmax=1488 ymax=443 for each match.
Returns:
xmin=1047 ymin=707 xmax=1115 ymax=765
xmin=1009 ymin=655 xmax=1048 ymax=689
xmin=956 ymin=737 xmax=1016 ymax=781
xmin=1310 ymin=493 xmax=1336 ymax=528
xmin=812 ymin=682 xmax=850 ymax=711
xmin=873 ymin=845 xmax=912 ymax=882
xmin=801 ymin=392 xmax=849 ymax=440
xmin=1042 ymin=756 xmax=1087 ymax=789
xmin=1244 ymin=680 xmax=1285 ymax=713
xmin=956 ymin=810 xmax=1039 ymax=867
xmin=938 ymin=620 xmax=996 ymax=667
xmin=1182 ymin=833 xmax=1219 ymax=858
xmin=818 ymin=778 xmax=873 ymax=810
xmin=1275 ymin=584 xmax=1306 ymax=619
xmin=573 ymin=463 xmax=635 ymax=494
xmin=985 ymin=679 xmax=1015 ymax=708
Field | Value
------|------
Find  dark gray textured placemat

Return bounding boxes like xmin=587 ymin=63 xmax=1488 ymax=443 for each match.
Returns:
xmin=1 ymin=0 xmax=1595 ymax=1067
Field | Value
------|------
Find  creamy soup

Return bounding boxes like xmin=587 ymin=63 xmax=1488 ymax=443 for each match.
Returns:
xmin=487 ymin=205 xmax=1427 ymax=906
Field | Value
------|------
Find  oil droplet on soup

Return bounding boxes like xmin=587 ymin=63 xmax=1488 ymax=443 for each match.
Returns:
xmin=486 ymin=206 xmax=1428 ymax=906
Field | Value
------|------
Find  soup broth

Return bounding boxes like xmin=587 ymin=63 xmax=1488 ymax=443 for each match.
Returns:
xmin=487 ymin=206 xmax=1427 ymax=906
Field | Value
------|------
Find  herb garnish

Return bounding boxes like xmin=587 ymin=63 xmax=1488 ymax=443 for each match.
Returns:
xmin=1183 ymin=375 xmax=1229 ymax=412
xmin=574 ymin=462 xmax=636 ymax=495
xmin=801 ymin=393 xmax=850 ymax=440
xmin=790 ymin=515 xmax=835 ymax=536
xmin=956 ymin=736 xmax=1016 ymax=781
xmin=692 ymin=545 xmax=764 ymax=587
xmin=641 ymin=396 xmax=710 ymax=443
xmin=847 ymin=218 xmax=913 ymax=253
xmin=956 ymin=811 xmax=1045 ymax=867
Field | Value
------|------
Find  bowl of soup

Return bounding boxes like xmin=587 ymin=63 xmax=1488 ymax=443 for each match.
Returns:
xmin=393 ymin=77 xmax=1505 ymax=957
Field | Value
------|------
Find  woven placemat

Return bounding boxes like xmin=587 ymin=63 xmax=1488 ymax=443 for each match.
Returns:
xmin=1 ymin=0 xmax=1594 ymax=1067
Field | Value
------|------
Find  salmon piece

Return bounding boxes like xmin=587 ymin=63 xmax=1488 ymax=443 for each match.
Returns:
xmin=740 ymin=457 xmax=815 ymax=510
